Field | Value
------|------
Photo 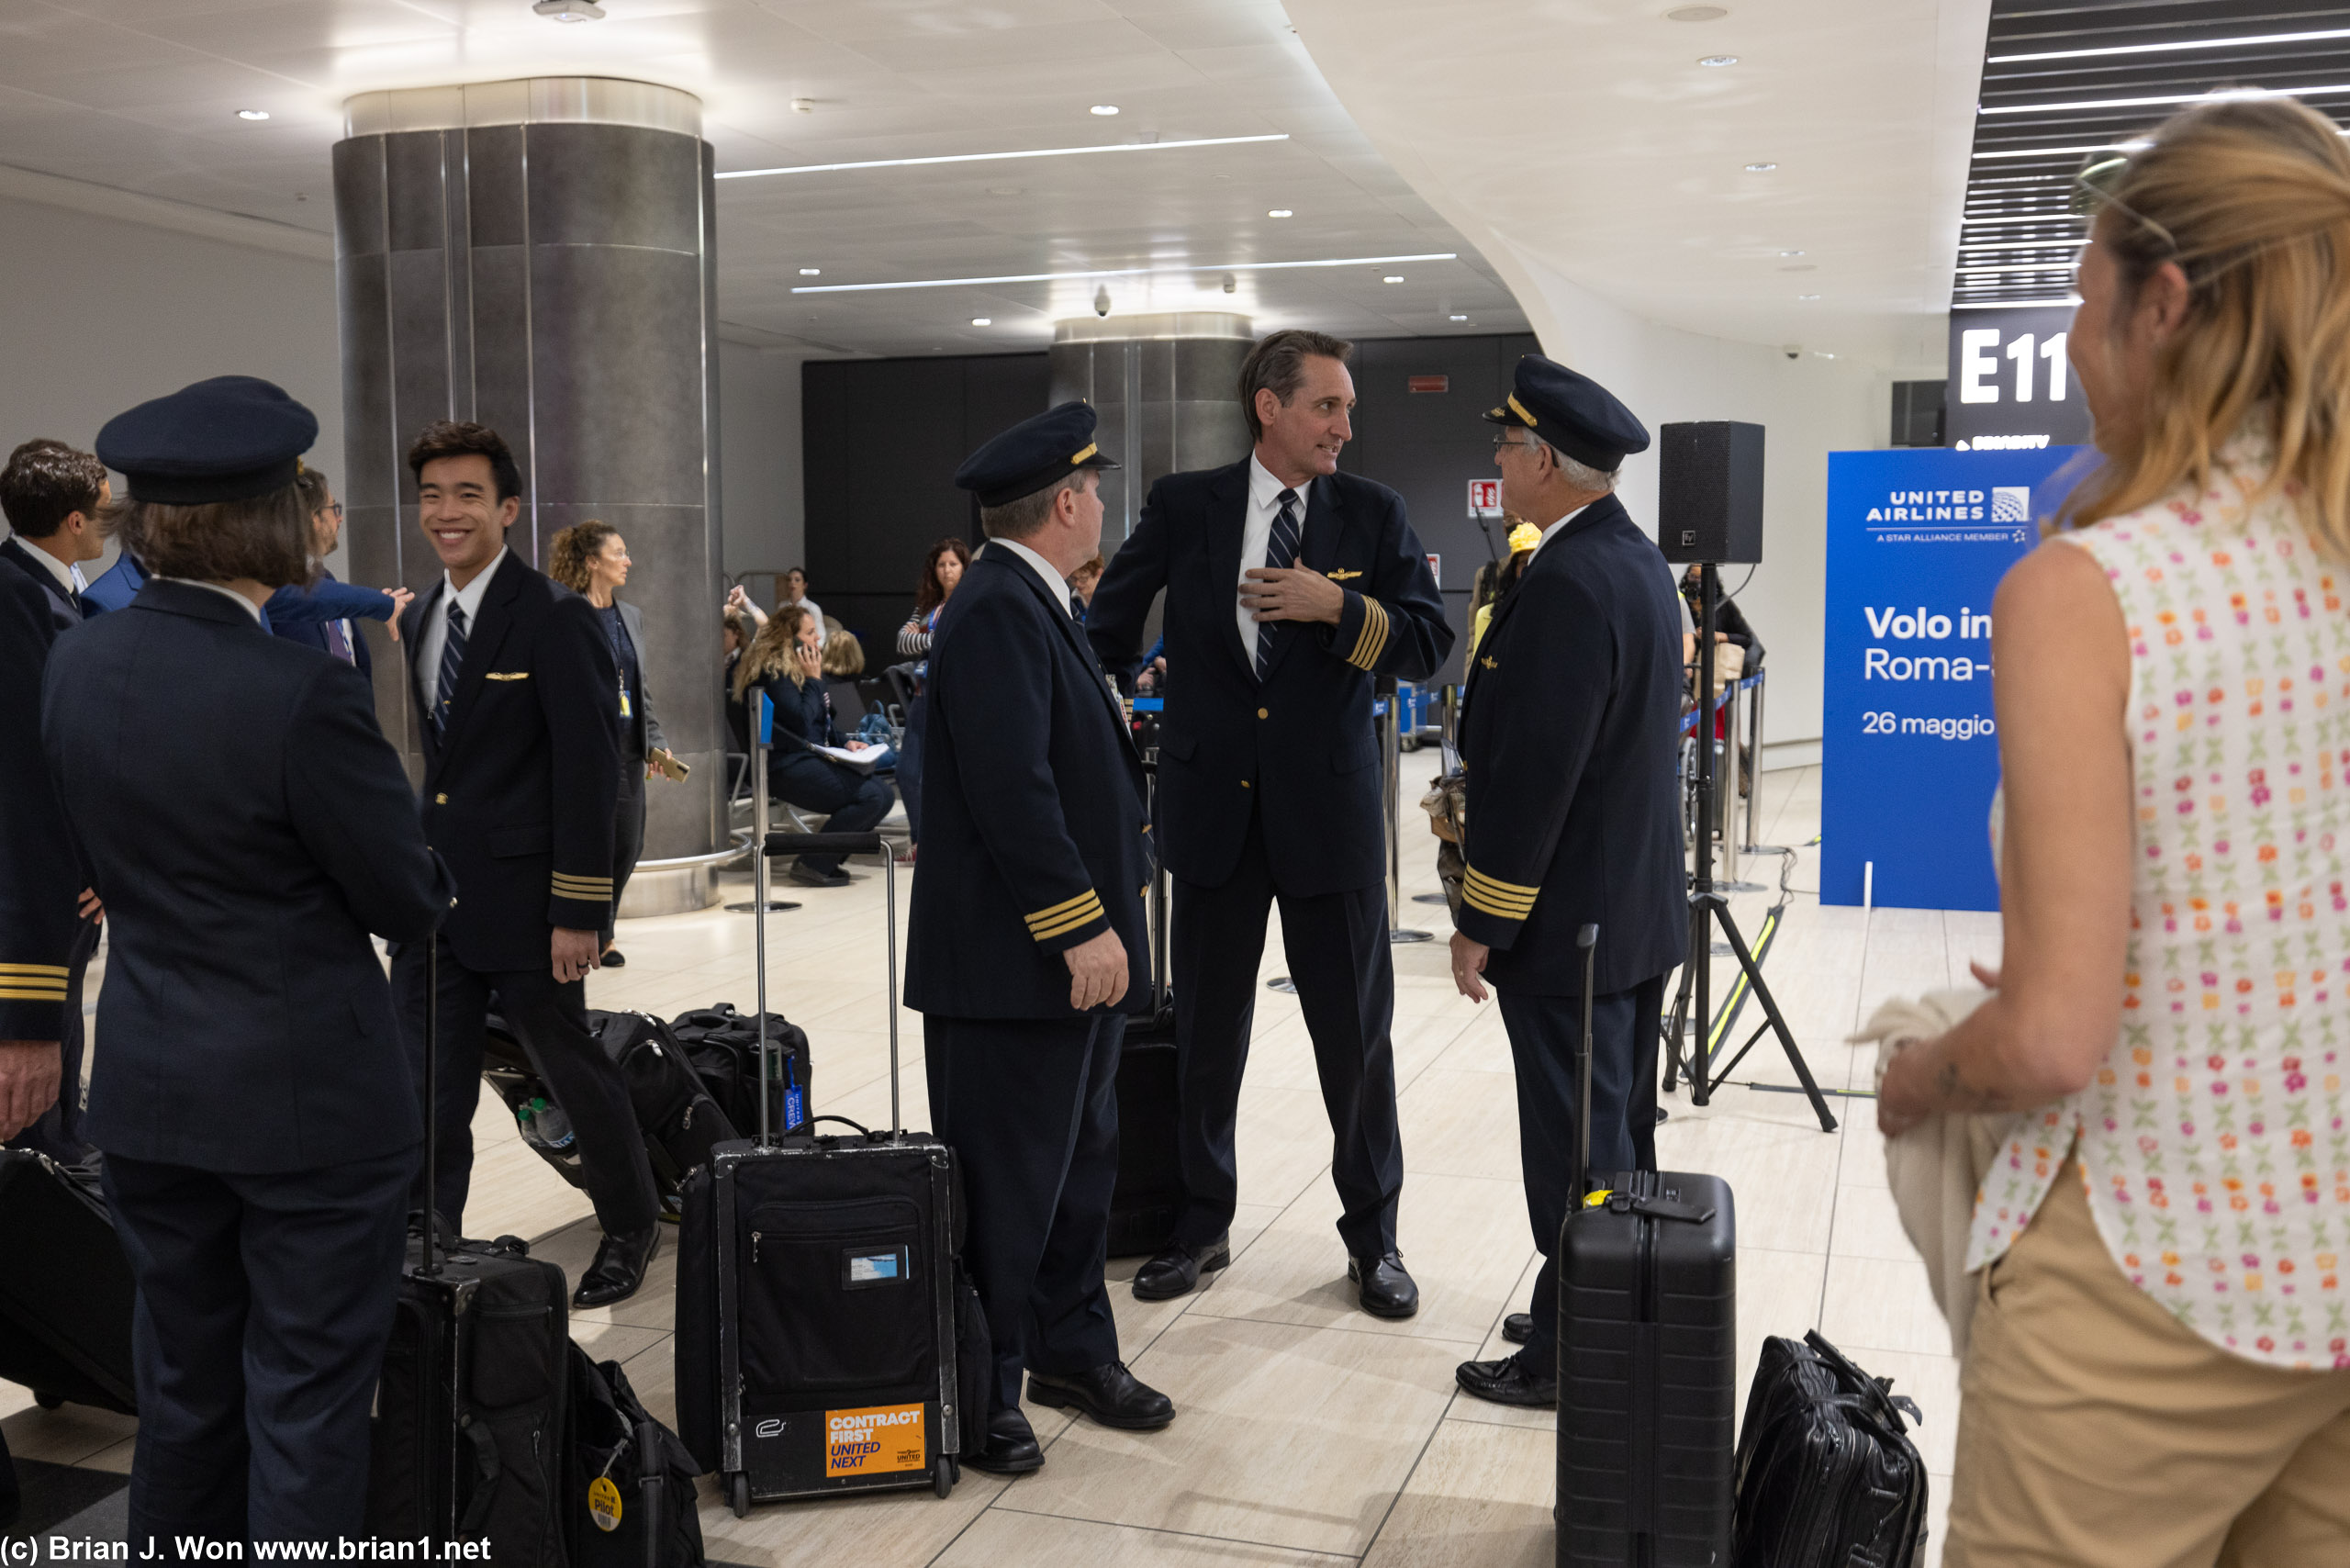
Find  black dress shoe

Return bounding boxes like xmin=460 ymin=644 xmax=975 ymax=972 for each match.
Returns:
xmin=599 ymin=947 xmax=626 ymax=968
xmin=574 ymin=1225 xmax=660 ymax=1307
xmin=962 ymin=1406 xmax=1042 ymax=1475
xmin=1131 ymin=1233 xmax=1229 ymax=1301
xmin=1025 ymin=1362 xmax=1175 ymax=1431
xmin=1455 ymin=1353 xmax=1557 ymax=1408
xmin=787 ymin=861 xmax=852 ymax=889
xmin=1348 ymin=1251 xmax=1420 ymax=1319
xmin=1501 ymin=1312 xmax=1533 ymax=1345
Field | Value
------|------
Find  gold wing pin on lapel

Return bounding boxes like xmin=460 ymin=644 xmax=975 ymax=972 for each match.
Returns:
xmin=485 ymin=672 xmax=531 ymax=681
xmin=1324 ymin=567 xmax=1362 ymax=581
xmin=1478 ymin=655 xmax=1498 ymax=670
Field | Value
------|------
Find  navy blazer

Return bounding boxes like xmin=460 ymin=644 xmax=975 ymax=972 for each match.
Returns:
xmin=267 ymin=568 xmax=395 ymax=679
xmin=80 ymin=551 xmax=142 ymax=614
xmin=1088 ymin=461 xmax=1452 ymax=896
xmin=0 ymin=535 xmax=83 ymax=632
xmin=0 ymin=566 xmax=83 ymax=1040
xmin=39 ymin=580 xmax=452 ymax=1172
xmin=904 ymin=549 xmax=1150 ymax=1020
xmin=1453 ymin=495 xmax=1689 ymax=995
xmin=397 ymin=552 xmax=621 ymax=970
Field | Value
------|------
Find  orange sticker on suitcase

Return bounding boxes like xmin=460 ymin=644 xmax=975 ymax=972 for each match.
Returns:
xmin=825 ymin=1403 xmax=926 ymax=1475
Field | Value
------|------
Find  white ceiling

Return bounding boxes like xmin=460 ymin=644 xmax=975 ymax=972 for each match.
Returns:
xmin=1286 ymin=0 xmax=1988 ymax=370
xmin=0 ymin=0 xmax=1530 ymax=357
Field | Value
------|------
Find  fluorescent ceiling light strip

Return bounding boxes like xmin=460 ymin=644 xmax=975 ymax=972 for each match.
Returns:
xmin=1982 ymin=83 xmax=2350 ymax=116
xmin=1989 ymin=27 xmax=2350 ymax=64
xmin=1953 ymin=297 xmax=2077 ymax=308
xmin=1974 ymin=140 xmax=2148 ymax=160
xmin=1957 ymin=262 xmax=2082 ymax=275
xmin=1960 ymin=241 xmax=2083 ymax=252
xmin=1964 ymin=215 xmax=2082 ymax=227
xmin=717 ymin=132 xmax=1289 ymax=180
xmin=791 ymin=252 xmax=1459 ymax=294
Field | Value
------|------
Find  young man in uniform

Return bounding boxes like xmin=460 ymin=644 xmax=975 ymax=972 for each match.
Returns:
xmin=393 ymin=420 xmax=661 ymax=1306
xmin=905 ymin=402 xmax=1176 ymax=1474
xmin=1447 ymin=356 xmax=1689 ymax=1407
xmin=1087 ymin=330 xmax=1453 ymax=1316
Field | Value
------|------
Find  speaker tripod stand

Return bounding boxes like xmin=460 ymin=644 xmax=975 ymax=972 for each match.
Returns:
xmin=1662 ymin=562 xmax=1837 ymax=1133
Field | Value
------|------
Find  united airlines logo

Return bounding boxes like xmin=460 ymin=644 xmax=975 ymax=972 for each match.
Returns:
xmin=1989 ymin=487 xmax=2030 ymax=523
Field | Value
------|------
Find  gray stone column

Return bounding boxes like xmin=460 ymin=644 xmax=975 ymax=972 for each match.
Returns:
xmin=332 ymin=78 xmax=726 ymax=913
xmin=1048 ymin=313 xmax=1254 ymax=549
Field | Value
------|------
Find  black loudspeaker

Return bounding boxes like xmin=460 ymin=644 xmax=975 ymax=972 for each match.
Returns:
xmin=1658 ymin=420 xmax=1764 ymax=564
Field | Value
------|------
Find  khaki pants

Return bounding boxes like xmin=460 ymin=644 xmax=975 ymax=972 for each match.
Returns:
xmin=1947 ymin=1157 xmax=2350 ymax=1568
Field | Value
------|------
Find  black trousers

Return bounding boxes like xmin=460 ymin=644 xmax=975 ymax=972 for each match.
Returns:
xmin=1170 ymin=803 xmax=1403 ymax=1258
xmin=1497 ymin=972 xmax=1666 ymax=1376
xmin=923 ymin=1011 xmax=1124 ymax=1415
xmin=898 ymin=692 xmax=927 ymax=844
xmin=770 ymin=752 xmax=896 ymax=875
xmin=394 ymin=935 xmax=658 ymax=1238
xmin=603 ymin=768 xmax=645 ymax=946
xmin=101 ymin=1145 xmax=412 ymax=1560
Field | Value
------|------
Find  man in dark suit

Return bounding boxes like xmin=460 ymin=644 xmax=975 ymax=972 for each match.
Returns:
xmin=42 ymin=375 xmax=453 ymax=1554
xmin=392 ymin=420 xmax=659 ymax=1307
xmin=0 ymin=438 xmax=111 ymax=1159
xmin=1087 ymin=330 xmax=1453 ymax=1316
xmin=1448 ymin=356 xmax=1688 ymax=1408
xmin=265 ymin=465 xmax=408 ymax=674
xmin=906 ymin=402 xmax=1174 ymax=1474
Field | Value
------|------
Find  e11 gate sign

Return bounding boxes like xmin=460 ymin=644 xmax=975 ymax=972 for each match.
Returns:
xmin=1822 ymin=446 xmax=2081 ymax=911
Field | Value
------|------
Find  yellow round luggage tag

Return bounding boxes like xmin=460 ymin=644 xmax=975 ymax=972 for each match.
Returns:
xmin=588 ymin=1475 xmax=624 ymax=1532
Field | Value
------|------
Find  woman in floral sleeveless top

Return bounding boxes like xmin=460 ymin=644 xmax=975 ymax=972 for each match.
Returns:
xmin=1879 ymin=98 xmax=2350 ymax=1566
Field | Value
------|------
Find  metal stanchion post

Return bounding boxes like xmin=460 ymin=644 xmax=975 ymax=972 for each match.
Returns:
xmin=1744 ymin=669 xmax=1771 ymax=852
xmin=1381 ymin=678 xmax=1432 ymax=943
xmin=725 ymin=689 xmax=800 ymax=914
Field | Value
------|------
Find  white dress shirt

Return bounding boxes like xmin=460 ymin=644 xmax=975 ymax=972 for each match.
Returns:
xmin=7 ymin=533 xmax=86 ymax=598
xmin=985 ymin=536 xmax=1074 ymax=617
xmin=154 ymin=576 xmax=263 ymax=622
xmin=417 ymin=546 xmax=509 ymax=699
xmin=784 ymin=595 xmax=828 ymax=647
xmin=1239 ymin=454 xmax=1312 ymax=655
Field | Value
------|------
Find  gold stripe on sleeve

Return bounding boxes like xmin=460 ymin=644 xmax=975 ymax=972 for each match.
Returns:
xmin=1028 ymin=894 xmax=1106 ymax=941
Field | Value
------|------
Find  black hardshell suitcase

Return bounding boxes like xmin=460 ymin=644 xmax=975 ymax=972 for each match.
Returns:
xmin=0 ymin=1149 xmax=136 ymax=1415
xmin=482 ymin=1009 xmax=740 ymax=1211
xmin=675 ymin=829 xmax=980 ymax=1514
xmin=366 ymin=943 xmax=573 ymax=1564
xmin=1555 ymin=925 xmax=1738 ymax=1568
xmin=1731 ymin=1331 xmax=1928 ymax=1568
xmin=1108 ymin=756 xmax=1181 ymax=1259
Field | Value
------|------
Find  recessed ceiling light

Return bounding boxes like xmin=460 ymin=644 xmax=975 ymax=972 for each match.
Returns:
xmin=970 ymin=318 xmax=991 ymax=326
xmin=799 ymin=267 xmax=821 ymax=276
xmin=1268 ymin=208 xmax=1293 ymax=218
xmin=1449 ymin=314 xmax=1469 ymax=321
xmin=1667 ymin=5 xmax=1729 ymax=18
xmin=532 ymin=0 xmax=604 ymax=20
xmin=1090 ymin=105 xmax=1120 ymax=117
xmin=1745 ymin=162 xmax=1777 ymax=172
xmin=789 ymin=98 xmax=815 ymax=115
xmin=1698 ymin=54 xmax=1738 ymax=66
xmin=237 ymin=109 xmax=270 ymax=121
xmin=1383 ymin=275 xmax=1404 ymax=284
xmin=1779 ymin=249 xmax=1804 ymax=257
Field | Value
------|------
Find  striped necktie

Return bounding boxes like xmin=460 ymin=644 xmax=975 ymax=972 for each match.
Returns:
xmin=433 ymin=602 xmax=468 ymax=734
xmin=1255 ymin=488 xmax=1300 ymax=679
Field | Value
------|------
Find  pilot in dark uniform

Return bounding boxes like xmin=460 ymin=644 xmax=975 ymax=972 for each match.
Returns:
xmin=391 ymin=420 xmax=660 ymax=1307
xmin=40 ymin=376 xmax=453 ymax=1554
xmin=904 ymin=402 xmax=1175 ymax=1474
xmin=0 ymin=437 xmax=110 ymax=1160
xmin=1447 ymin=356 xmax=1689 ymax=1408
xmin=1087 ymin=330 xmax=1453 ymax=1316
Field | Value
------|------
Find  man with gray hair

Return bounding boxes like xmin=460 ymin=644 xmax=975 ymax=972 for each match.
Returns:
xmin=1088 ymin=329 xmax=1453 ymax=1317
xmin=1446 ymin=354 xmax=1689 ymax=1408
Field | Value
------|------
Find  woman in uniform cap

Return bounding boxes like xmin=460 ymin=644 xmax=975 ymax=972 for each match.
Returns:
xmin=42 ymin=375 xmax=452 ymax=1560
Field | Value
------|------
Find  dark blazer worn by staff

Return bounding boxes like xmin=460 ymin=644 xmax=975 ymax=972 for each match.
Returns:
xmin=1085 ymin=458 xmax=1451 ymax=1277
xmin=394 ymin=551 xmax=658 ymax=1248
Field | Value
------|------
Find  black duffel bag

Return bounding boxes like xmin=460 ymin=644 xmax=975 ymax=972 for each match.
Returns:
xmin=566 ymin=1346 xmax=705 ymax=1567
xmin=669 ymin=1003 xmax=811 ymax=1138
xmin=1732 ymin=1329 xmax=1930 ymax=1568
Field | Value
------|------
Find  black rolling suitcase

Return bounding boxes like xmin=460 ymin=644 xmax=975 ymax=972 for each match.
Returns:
xmin=365 ymin=944 xmax=574 ymax=1565
xmin=674 ymin=830 xmax=984 ymax=1514
xmin=0 ymin=1149 xmax=136 ymax=1416
xmin=1555 ymin=924 xmax=1738 ymax=1568
xmin=1731 ymin=1331 xmax=1928 ymax=1568
xmin=482 ymin=1008 xmax=740 ymax=1211
xmin=1107 ymin=756 xmax=1181 ymax=1258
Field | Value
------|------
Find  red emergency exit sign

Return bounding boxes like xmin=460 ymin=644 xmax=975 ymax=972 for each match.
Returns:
xmin=1407 ymin=375 xmax=1449 ymax=394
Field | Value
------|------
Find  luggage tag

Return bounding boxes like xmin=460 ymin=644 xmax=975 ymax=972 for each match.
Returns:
xmin=588 ymin=1473 xmax=623 ymax=1532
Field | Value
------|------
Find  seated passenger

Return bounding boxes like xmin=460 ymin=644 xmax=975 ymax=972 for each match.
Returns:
xmin=734 ymin=605 xmax=894 ymax=888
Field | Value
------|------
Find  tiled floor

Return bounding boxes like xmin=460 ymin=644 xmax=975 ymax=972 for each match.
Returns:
xmin=4 ymin=764 xmax=1984 ymax=1565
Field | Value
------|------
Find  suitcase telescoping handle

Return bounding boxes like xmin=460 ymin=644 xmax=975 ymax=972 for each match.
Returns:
xmin=757 ymin=828 xmax=901 ymax=1145
xmin=1571 ymin=924 xmax=1598 ymax=1210
xmin=404 ymin=636 xmax=446 ymax=1279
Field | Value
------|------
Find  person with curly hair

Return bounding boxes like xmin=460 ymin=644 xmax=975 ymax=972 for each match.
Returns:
xmin=733 ymin=604 xmax=894 ymax=887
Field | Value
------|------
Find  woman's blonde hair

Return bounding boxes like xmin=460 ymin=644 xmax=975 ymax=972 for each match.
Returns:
xmin=2062 ymin=96 xmax=2350 ymax=553
xmin=548 ymin=520 xmax=617 ymax=593
xmin=733 ymin=604 xmax=814 ymax=700
xmin=821 ymin=627 xmax=865 ymax=678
